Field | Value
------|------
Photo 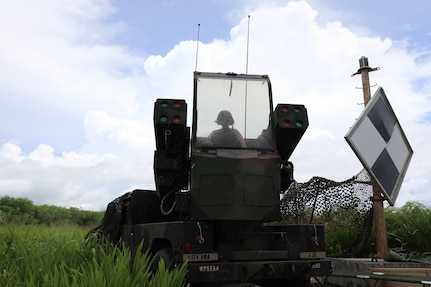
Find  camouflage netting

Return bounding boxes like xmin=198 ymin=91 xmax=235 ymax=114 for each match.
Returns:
xmin=281 ymin=169 xmax=374 ymax=257
xmin=89 ymin=192 xmax=131 ymax=245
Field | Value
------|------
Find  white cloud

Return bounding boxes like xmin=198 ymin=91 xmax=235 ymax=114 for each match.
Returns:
xmin=0 ymin=143 xmax=24 ymax=163
xmin=0 ymin=0 xmax=430 ymax=210
xmin=83 ymin=110 xmax=152 ymax=148
xmin=0 ymin=141 xmax=152 ymax=210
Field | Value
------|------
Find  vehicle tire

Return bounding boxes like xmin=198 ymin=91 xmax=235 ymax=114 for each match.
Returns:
xmin=152 ymin=247 xmax=173 ymax=272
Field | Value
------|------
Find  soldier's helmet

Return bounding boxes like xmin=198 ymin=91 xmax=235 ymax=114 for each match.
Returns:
xmin=215 ymin=110 xmax=235 ymax=125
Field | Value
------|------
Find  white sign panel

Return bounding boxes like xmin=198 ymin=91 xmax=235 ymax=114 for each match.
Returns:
xmin=345 ymin=87 xmax=413 ymax=205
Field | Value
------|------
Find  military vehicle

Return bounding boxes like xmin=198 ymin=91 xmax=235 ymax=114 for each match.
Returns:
xmin=95 ymin=71 xmax=331 ymax=286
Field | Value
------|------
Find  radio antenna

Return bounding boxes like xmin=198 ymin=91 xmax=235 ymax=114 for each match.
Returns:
xmin=245 ymin=15 xmax=250 ymax=74
xmin=244 ymin=15 xmax=250 ymax=137
xmin=195 ymin=23 xmax=200 ymax=71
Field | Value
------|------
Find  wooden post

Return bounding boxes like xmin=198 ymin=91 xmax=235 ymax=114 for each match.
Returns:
xmin=352 ymin=56 xmax=388 ymax=258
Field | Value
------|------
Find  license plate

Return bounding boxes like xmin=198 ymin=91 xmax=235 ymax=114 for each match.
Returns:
xmin=199 ymin=265 xmax=220 ymax=272
xmin=300 ymin=251 xmax=326 ymax=259
xmin=183 ymin=253 xmax=218 ymax=262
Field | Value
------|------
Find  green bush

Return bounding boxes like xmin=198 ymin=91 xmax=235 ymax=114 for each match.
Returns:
xmin=0 ymin=196 xmax=103 ymax=227
xmin=323 ymin=201 xmax=431 ymax=257
xmin=385 ymin=201 xmax=431 ymax=254
xmin=318 ymin=206 xmax=374 ymax=257
xmin=0 ymin=225 xmax=189 ymax=287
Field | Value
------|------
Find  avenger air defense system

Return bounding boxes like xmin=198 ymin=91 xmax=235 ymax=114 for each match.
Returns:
xmin=96 ymin=71 xmax=331 ymax=286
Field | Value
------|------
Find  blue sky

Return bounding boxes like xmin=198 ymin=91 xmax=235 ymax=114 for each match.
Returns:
xmin=311 ymin=0 xmax=430 ymax=48
xmin=110 ymin=0 xmax=240 ymax=56
xmin=0 ymin=0 xmax=430 ymax=210
xmin=111 ymin=0 xmax=431 ymax=56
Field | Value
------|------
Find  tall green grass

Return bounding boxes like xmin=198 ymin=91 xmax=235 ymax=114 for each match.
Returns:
xmin=385 ymin=201 xmax=431 ymax=254
xmin=0 ymin=225 xmax=188 ymax=287
xmin=323 ymin=201 xmax=431 ymax=257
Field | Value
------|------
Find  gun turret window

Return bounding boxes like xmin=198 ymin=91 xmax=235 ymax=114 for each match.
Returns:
xmin=194 ymin=73 xmax=273 ymax=150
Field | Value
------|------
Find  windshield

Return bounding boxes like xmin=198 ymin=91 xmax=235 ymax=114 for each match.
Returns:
xmin=193 ymin=73 xmax=273 ymax=149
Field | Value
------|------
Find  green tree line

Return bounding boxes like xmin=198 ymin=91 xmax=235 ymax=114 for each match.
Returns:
xmin=0 ymin=196 xmax=104 ymax=227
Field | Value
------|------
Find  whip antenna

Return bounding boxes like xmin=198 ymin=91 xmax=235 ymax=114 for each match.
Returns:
xmin=245 ymin=15 xmax=250 ymax=74
xmin=195 ymin=23 xmax=200 ymax=71
xmin=244 ymin=15 xmax=250 ymax=137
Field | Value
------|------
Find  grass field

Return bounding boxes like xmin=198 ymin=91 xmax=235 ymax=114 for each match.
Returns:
xmin=0 ymin=225 xmax=188 ymax=287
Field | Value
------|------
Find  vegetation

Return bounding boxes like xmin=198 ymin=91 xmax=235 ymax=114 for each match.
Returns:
xmin=319 ymin=206 xmax=373 ymax=256
xmin=385 ymin=201 xmax=431 ymax=254
xmin=0 ymin=196 xmax=188 ymax=286
xmin=323 ymin=201 xmax=431 ymax=257
xmin=0 ymin=225 xmax=188 ymax=287
xmin=0 ymin=196 xmax=103 ymax=227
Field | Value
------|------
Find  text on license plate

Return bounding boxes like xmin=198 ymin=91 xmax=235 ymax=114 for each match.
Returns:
xmin=199 ymin=265 xmax=220 ymax=272
xmin=183 ymin=253 xmax=218 ymax=262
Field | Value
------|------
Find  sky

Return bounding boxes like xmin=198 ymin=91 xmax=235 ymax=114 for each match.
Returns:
xmin=0 ymin=0 xmax=430 ymax=211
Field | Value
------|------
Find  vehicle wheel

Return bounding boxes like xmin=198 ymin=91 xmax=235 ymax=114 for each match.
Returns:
xmin=152 ymin=247 xmax=173 ymax=272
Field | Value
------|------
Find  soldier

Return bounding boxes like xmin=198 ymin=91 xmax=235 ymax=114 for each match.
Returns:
xmin=206 ymin=110 xmax=246 ymax=148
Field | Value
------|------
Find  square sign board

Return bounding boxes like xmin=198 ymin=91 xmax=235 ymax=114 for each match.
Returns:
xmin=345 ymin=87 xmax=413 ymax=205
